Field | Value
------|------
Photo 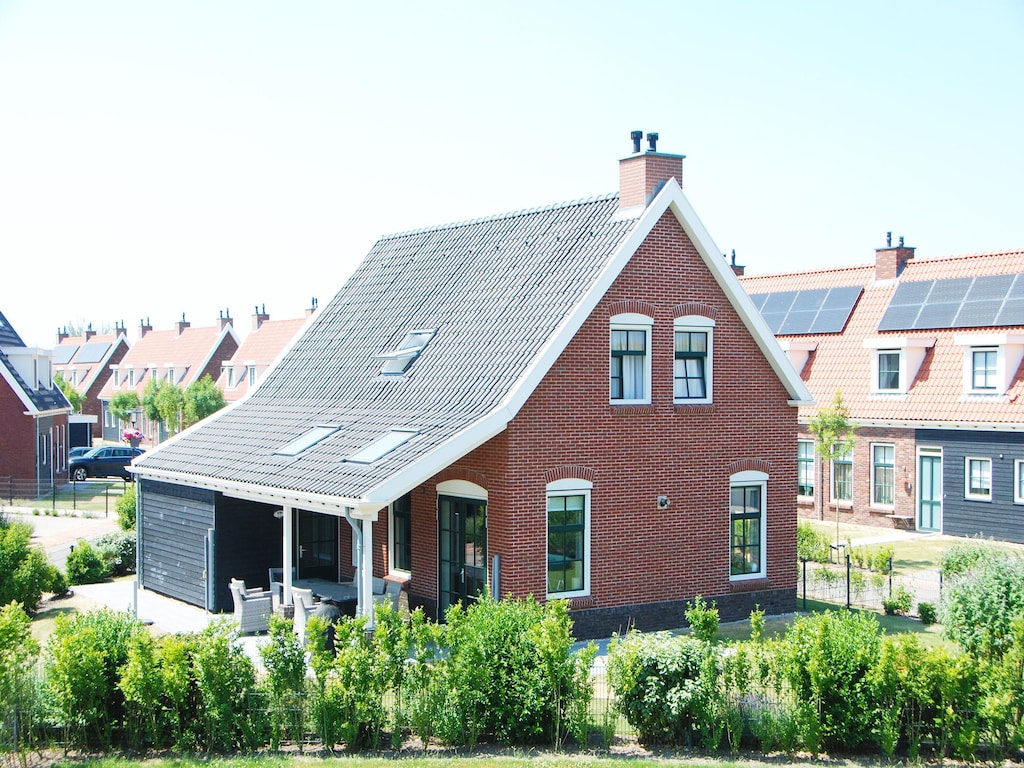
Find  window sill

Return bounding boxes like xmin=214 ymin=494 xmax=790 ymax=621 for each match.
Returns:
xmin=729 ymin=577 xmax=769 ymax=592
xmin=609 ymin=404 xmax=657 ymax=415
xmin=673 ymin=403 xmax=714 ymax=415
xmin=965 ymin=495 xmax=992 ymax=503
xmin=869 ymin=506 xmax=895 ymax=515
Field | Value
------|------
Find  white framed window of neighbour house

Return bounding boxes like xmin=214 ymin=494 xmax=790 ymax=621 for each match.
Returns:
xmin=546 ymin=478 xmax=591 ymax=599
xmin=127 ymin=368 xmax=135 ymax=387
xmin=730 ymin=470 xmax=767 ymax=580
xmin=871 ymin=443 xmax=896 ymax=507
xmin=389 ymin=493 xmax=412 ymax=574
xmin=673 ymin=316 xmax=714 ymax=404
xmin=248 ymin=365 xmax=257 ymax=386
xmin=1015 ymin=459 xmax=1024 ymax=505
xmin=831 ymin=448 xmax=853 ymax=506
xmin=965 ymin=457 xmax=992 ymax=501
xmin=877 ymin=351 xmax=901 ymax=391
xmin=797 ymin=439 xmax=815 ymax=499
xmin=610 ymin=314 xmax=652 ymax=405
xmin=971 ymin=348 xmax=998 ymax=391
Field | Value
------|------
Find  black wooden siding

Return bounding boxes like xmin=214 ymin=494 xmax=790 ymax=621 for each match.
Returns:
xmin=918 ymin=429 xmax=1024 ymax=544
xmin=139 ymin=479 xmax=215 ymax=609
xmin=212 ymin=496 xmax=282 ymax=612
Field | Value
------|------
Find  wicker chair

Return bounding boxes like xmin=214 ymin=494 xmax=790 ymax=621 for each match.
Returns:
xmin=291 ymin=586 xmax=317 ymax=645
xmin=228 ymin=578 xmax=272 ymax=634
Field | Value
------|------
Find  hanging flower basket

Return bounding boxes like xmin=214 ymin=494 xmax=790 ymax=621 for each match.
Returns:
xmin=123 ymin=428 xmax=145 ymax=448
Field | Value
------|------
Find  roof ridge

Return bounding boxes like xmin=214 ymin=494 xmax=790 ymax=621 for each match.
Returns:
xmin=741 ymin=263 xmax=875 ymax=280
xmin=380 ymin=193 xmax=621 ymax=240
xmin=905 ymin=249 xmax=1024 ymax=264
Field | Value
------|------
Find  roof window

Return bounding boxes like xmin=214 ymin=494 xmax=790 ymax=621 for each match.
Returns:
xmin=345 ymin=429 xmax=418 ymax=464
xmin=275 ymin=424 xmax=340 ymax=456
xmin=376 ymin=329 xmax=436 ymax=375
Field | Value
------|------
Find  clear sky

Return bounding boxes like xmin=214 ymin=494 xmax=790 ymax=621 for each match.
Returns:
xmin=2 ymin=1 xmax=1021 ymax=349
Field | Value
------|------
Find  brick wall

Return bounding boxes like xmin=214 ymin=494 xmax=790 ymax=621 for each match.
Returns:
xmin=0 ymin=378 xmax=38 ymax=479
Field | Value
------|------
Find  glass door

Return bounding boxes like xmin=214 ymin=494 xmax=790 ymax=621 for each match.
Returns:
xmin=438 ymin=495 xmax=487 ymax=618
xmin=918 ymin=451 xmax=942 ymax=532
xmin=296 ymin=510 xmax=338 ymax=580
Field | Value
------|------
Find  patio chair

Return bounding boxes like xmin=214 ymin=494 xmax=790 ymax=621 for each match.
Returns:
xmin=291 ymin=586 xmax=317 ymax=645
xmin=228 ymin=578 xmax=272 ymax=634
xmin=373 ymin=579 xmax=402 ymax=612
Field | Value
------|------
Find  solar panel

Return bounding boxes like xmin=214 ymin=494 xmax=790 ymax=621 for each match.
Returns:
xmin=878 ymin=273 xmax=1024 ymax=331
xmin=748 ymin=285 xmax=862 ymax=336
xmin=75 ymin=342 xmax=111 ymax=364
xmin=51 ymin=345 xmax=79 ymax=364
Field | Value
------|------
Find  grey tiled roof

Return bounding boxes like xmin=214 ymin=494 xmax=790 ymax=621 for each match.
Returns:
xmin=137 ymin=195 xmax=639 ymax=503
xmin=0 ymin=311 xmax=25 ymax=347
xmin=0 ymin=310 xmax=70 ymax=412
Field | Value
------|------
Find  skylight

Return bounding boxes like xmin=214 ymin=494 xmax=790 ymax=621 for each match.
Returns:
xmin=275 ymin=424 xmax=340 ymax=456
xmin=376 ymin=329 xmax=436 ymax=375
xmin=345 ymin=430 xmax=418 ymax=464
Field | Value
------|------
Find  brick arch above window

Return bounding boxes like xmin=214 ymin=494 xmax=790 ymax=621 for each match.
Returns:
xmin=434 ymin=467 xmax=489 ymax=490
xmin=543 ymin=465 xmax=597 ymax=485
xmin=727 ymin=458 xmax=772 ymax=476
xmin=674 ymin=302 xmax=718 ymax=321
xmin=607 ymin=299 xmax=657 ymax=319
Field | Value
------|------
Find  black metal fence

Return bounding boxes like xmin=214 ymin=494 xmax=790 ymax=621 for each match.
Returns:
xmin=1 ymin=476 xmax=130 ymax=517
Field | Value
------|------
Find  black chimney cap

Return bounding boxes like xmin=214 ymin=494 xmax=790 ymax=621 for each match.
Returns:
xmin=630 ymin=130 xmax=643 ymax=153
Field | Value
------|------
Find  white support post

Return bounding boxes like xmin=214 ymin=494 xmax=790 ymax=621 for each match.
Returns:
xmin=361 ymin=516 xmax=374 ymax=626
xmin=282 ymin=506 xmax=294 ymax=603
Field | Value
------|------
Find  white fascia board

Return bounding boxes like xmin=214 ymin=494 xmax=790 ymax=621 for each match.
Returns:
xmin=797 ymin=416 xmax=1024 ymax=432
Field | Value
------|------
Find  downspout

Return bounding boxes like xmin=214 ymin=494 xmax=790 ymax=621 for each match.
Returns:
xmin=343 ymin=509 xmax=365 ymax=620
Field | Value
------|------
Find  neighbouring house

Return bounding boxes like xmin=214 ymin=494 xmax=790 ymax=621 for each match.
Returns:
xmin=132 ymin=135 xmax=812 ymax=639
xmin=741 ymin=241 xmax=1024 ymax=544
xmin=0 ymin=310 xmax=73 ymax=486
xmin=216 ymin=303 xmax=317 ymax=403
xmin=96 ymin=313 xmax=240 ymax=445
xmin=52 ymin=323 xmax=131 ymax=444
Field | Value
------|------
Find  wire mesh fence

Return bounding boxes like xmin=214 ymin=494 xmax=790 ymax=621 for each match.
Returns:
xmin=798 ymin=554 xmax=941 ymax=615
xmin=0 ymin=476 xmax=130 ymax=517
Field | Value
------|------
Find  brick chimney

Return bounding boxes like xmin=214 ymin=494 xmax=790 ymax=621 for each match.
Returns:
xmin=727 ymin=250 xmax=745 ymax=277
xmin=218 ymin=308 xmax=233 ymax=332
xmin=139 ymin=317 xmax=152 ymax=338
xmin=83 ymin=323 xmax=96 ymax=342
xmin=252 ymin=304 xmax=270 ymax=331
xmin=176 ymin=313 xmax=190 ymax=335
xmin=618 ymin=130 xmax=685 ymax=210
xmin=876 ymin=232 xmax=915 ymax=280
xmin=57 ymin=326 xmax=69 ymax=344
xmin=306 ymin=297 xmax=319 ymax=318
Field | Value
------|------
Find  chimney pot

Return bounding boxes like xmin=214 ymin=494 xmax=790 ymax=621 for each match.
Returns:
xmin=646 ymin=132 xmax=659 ymax=152
xmin=618 ymin=131 xmax=684 ymax=210
xmin=630 ymin=130 xmax=643 ymax=154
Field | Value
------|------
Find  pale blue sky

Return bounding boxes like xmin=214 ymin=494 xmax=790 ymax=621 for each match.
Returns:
xmin=2 ymin=1 xmax=1021 ymax=349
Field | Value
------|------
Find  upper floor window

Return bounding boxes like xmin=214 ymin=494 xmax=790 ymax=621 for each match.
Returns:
xmin=797 ymin=440 xmax=815 ymax=498
xmin=673 ymin=315 xmax=714 ymax=404
xmin=127 ymin=368 xmax=135 ymax=387
xmin=113 ymin=369 xmax=120 ymax=387
xmin=610 ymin=313 xmax=652 ymax=404
xmin=871 ymin=443 xmax=895 ymax=507
xmin=877 ymin=351 xmax=900 ymax=391
xmin=730 ymin=470 xmax=767 ymax=579
xmin=226 ymin=367 xmax=235 ymax=388
xmin=248 ymin=365 xmax=257 ymax=385
xmin=1015 ymin=459 xmax=1024 ymax=505
xmin=972 ymin=349 xmax=997 ymax=390
xmin=167 ymin=367 xmax=175 ymax=383
xmin=546 ymin=478 xmax=591 ymax=598
xmin=832 ymin=448 xmax=853 ymax=504
xmin=965 ymin=457 xmax=992 ymax=501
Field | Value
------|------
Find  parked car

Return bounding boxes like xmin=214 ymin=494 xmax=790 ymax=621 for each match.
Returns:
xmin=69 ymin=446 xmax=93 ymax=460
xmin=69 ymin=446 xmax=145 ymax=481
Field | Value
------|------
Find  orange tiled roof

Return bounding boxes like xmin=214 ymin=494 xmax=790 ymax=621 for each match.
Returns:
xmin=741 ymin=251 xmax=1024 ymax=427
xmin=217 ymin=316 xmax=308 ymax=402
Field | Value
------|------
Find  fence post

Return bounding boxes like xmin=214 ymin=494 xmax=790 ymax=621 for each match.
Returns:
xmin=888 ymin=556 xmax=893 ymax=598
xmin=846 ymin=553 xmax=852 ymax=610
xmin=73 ymin=480 xmax=77 ymax=510
xmin=105 ymin=486 xmax=109 ymax=517
xmin=801 ymin=558 xmax=807 ymax=611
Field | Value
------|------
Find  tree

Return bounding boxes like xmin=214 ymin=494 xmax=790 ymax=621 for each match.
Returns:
xmin=53 ymin=371 xmax=83 ymax=413
xmin=807 ymin=390 xmax=857 ymax=549
xmin=154 ymin=381 xmax=186 ymax=435
xmin=109 ymin=391 xmax=140 ymax=424
xmin=184 ymin=374 xmax=226 ymax=428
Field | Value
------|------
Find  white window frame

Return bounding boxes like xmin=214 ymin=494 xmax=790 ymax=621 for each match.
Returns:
xmin=545 ymin=478 xmax=592 ymax=599
xmin=797 ymin=439 xmax=815 ymax=500
xmin=388 ymin=493 xmax=412 ymax=576
xmin=729 ymin=470 xmax=768 ymax=581
xmin=876 ymin=350 xmax=901 ymax=392
xmin=870 ymin=443 xmax=896 ymax=509
xmin=610 ymin=313 xmax=652 ymax=405
xmin=673 ymin=315 xmax=714 ymax=405
xmin=1015 ymin=459 xmax=1024 ymax=505
xmin=831 ymin=447 xmax=854 ymax=507
xmin=863 ymin=337 xmax=934 ymax=394
xmin=965 ymin=456 xmax=992 ymax=501
xmin=955 ymin=334 xmax=1024 ymax=396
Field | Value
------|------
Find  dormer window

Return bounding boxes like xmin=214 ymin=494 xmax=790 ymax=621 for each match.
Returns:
xmin=127 ymin=368 xmax=135 ymax=387
xmin=863 ymin=337 xmax=934 ymax=394
xmin=377 ymin=330 xmax=436 ymax=375
xmin=248 ymin=365 xmax=257 ymax=385
xmin=955 ymin=333 xmax=1024 ymax=396
xmin=226 ymin=367 xmax=235 ymax=388
xmin=113 ymin=369 xmax=120 ymax=387
xmin=167 ymin=367 xmax=175 ymax=383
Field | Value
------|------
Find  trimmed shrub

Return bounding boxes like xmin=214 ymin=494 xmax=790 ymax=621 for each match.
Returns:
xmin=0 ymin=601 xmax=40 ymax=751
xmin=883 ymin=584 xmax=913 ymax=615
xmin=0 ymin=520 xmax=54 ymax=612
xmin=917 ymin=601 xmax=937 ymax=626
xmin=191 ymin=619 xmax=259 ymax=752
xmin=65 ymin=539 xmax=110 ymax=585
xmin=96 ymin=530 xmax=137 ymax=576
xmin=116 ymin=485 xmax=136 ymax=531
xmin=797 ymin=521 xmax=831 ymax=562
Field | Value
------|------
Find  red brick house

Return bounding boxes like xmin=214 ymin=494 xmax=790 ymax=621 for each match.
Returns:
xmin=96 ymin=314 xmax=240 ymax=444
xmin=0 ymin=310 xmax=73 ymax=486
xmin=742 ymin=242 xmax=1024 ymax=543
xmin=52 ymin=323 xmax=130 ymax=443
xmin=133 ymin=136 xmax=811 ymax=638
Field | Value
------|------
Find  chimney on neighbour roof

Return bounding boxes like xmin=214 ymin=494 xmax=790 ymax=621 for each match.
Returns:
xmin=176 ymin=313 xmax=190 ymax=335
xmin=618 ymin=130 xmax=685 ymax=210
xmin=252 ymin=304 xmax=270 ymax=331
xmin=727 ymin=249 xmax=745 ymax=277
xmin=306 ymin=297 xmax=319 ymax=318
xmin=875 ymin=232 xmax=915 ymax=280
xmin=139 ymin=317 xmax=152 ymax=338
xmin=115 ymin=320 xmax=126 ymax=337
xmin=218 ymin=308 xmax=233 ymax=331
xmin=83 ymin=323 xmax=96 ymax=342
xmin=57 ymin=326 xmax=68 ymax=344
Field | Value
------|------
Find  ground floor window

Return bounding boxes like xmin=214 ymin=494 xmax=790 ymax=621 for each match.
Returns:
xmin=832 ymin=449 xmax=853 ymax=503
xmin=871 ymin=444 xmax=895 ymax=507
xmin=546 ymin=479 xmax=591 ymax=597
xmin=390 ymin=493 xmax=412 ymax=573
xmin=798 ymin=440 xmax=814 ymax=498
xmin=1015 ymin=459 xmax=1024 ymax=504
xmin=965 ymin=457 xmax=992 ymax=501
xmin=730 ymin=470 xmax=767 ymax=579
